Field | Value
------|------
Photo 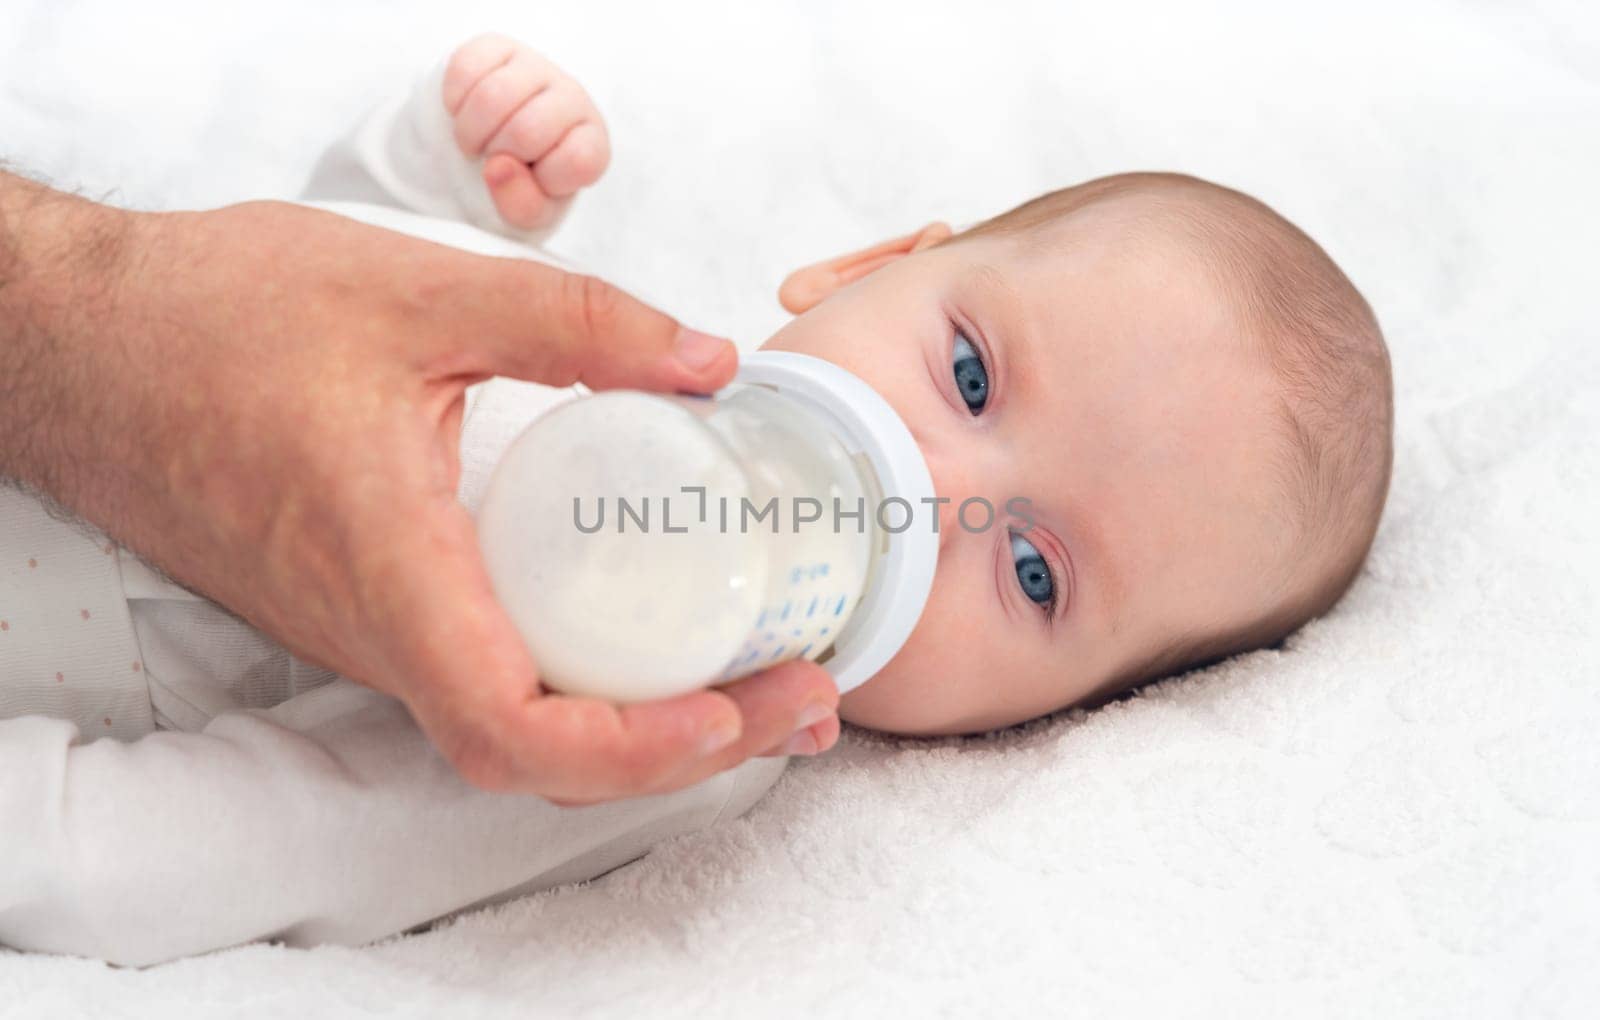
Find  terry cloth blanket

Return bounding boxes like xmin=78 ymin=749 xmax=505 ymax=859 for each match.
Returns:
xmin=1 ymin=1 xmax=1596 ymax=1016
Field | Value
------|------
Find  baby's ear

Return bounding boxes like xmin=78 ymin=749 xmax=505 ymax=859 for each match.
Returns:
xmin=778 ymin=222 xmax=952 ymax=314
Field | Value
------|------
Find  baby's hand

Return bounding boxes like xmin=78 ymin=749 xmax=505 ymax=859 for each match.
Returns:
xmin=442 ymin=34 xmax=611 ymax=230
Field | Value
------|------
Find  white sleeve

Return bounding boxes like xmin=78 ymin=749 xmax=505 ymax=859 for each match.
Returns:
xmin=0 ymin=679 xmax=778 ymax=968
xmin=299 ymin=58 xmax=573 ymax=246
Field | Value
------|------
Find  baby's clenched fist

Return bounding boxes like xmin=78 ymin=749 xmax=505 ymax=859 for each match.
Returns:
xmin=443 ymin=33 xmax=611 ymax=230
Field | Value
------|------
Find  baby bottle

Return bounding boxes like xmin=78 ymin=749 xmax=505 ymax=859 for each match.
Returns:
xmin=476 ymin=351 xmax=938 ymax=703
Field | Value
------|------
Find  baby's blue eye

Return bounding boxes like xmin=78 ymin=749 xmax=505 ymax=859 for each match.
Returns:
xmin=952 ymin=333 xmax=988 ymax=414
xmin=1010 ymin=531 xmax=1055 ymax=611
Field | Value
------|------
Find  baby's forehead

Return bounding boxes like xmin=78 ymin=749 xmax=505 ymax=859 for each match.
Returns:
xmin=1015 ymin=192 xmax=1231 ymax=274
xmin=954 ymin=205 xmax=1243 ymax=354
xmin=955 ymin=204 xmax=1291 ymax=508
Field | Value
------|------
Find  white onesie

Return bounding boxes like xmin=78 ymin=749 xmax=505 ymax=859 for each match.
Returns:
xmin=0 ymin=59 xmax=789 ymax=968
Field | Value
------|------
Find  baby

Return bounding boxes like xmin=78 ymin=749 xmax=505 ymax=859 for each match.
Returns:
xmin=780 ymin=174 xmax=1395 ymax=736
xmin=0 ymin=33 xmax=1391 ymax=965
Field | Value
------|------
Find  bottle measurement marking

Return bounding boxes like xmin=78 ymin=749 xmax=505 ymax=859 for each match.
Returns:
xmin=727 ymin=586 xmax=859 ymax=680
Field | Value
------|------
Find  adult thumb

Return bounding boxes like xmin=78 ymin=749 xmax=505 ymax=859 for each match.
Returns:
xmin=450 ymin=255 xmax=739 ymax=393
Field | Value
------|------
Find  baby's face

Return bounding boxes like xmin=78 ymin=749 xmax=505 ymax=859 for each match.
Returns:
xmin=761 ymin=204 xmax=1293 ymax=734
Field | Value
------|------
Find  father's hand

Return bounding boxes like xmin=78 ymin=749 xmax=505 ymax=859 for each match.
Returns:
xmin=0 ymin=175 xmax=840 ymax=804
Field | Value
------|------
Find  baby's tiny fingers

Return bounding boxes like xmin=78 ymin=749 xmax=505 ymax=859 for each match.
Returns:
xmin=443 ymin=33 xmax=519 ymax=113
xmin=453 ymin=48 xmax=559 ymax=157
xmin=532 ymin=122 xmax=611 ymax=198
xmin=484 ymin=80 xmax=592 ymax=167
xmin=483 ymin=154 xmax=554 ymax=230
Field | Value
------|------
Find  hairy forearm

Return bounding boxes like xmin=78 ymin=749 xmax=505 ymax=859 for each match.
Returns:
xmin=0 ymin=169 xmax=139 ymax=516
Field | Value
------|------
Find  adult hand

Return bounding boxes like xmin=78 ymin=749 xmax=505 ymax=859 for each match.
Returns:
xmin=0 ymin=173 xmax=840 ymax=804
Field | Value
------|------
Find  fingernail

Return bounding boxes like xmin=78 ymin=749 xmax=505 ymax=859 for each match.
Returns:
xmin=672 ymin=327 xmax=732 ymax=371
xmin=780 ymin=729 xmax=819 ymax=756
xmin=699 ymin=720 xmax=741 ymax=756
xmin=795 ymin=701 xmax=833 ymax=731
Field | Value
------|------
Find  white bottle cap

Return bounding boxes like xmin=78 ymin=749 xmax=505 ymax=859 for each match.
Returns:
xmin=733 ymin=351 xmax=938 ymax=695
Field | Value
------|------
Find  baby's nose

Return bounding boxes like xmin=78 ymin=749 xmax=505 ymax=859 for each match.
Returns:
xmin=923 ymin=455 xmax=972 ymax=551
